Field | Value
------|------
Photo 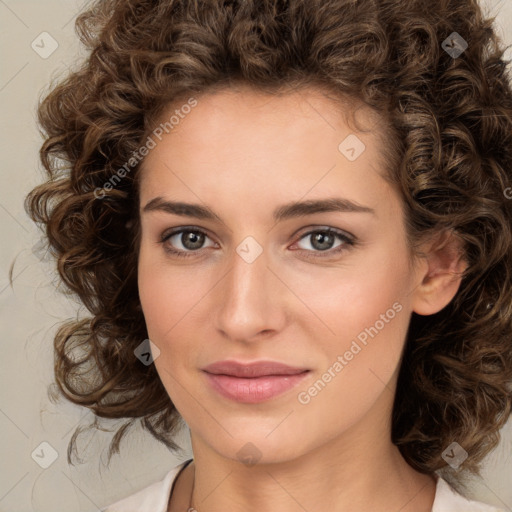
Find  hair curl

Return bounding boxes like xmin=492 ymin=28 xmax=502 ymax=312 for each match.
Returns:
xmin=25 ymin=0 xmax=512 ymax=492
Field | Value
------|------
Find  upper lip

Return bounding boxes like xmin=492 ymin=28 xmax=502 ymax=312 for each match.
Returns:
xmin=202 ymin=360 xmax=310 ymax=378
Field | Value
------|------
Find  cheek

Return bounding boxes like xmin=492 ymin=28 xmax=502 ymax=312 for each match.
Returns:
xmin=138 ymin=252 xmax=179 ymax=350
xmin=137 ymin=240 xmax=204 ymax=335
xmin=293 ymin=241 xmax=412 ymax=339
xmin=289 ymin=241 xmax=413 ymax=388
xmin=137 ymin=250 xmax=200 ymax=400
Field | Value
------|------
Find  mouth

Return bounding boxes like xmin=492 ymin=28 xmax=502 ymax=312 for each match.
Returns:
xmin=202 ymin=360 xmax=310 ymax=378
xmin=202 ymin=360 xmax=311 ymax=403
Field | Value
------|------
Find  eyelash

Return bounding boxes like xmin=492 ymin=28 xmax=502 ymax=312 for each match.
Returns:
xmin=158 ymin=227 xmax=356 ymax=260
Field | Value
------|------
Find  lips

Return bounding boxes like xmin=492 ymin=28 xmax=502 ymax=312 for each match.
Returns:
xmin=202 ymin=360 xmax=309 ymax=378
xmin=202 ymin=360 xmax=311 ymax=403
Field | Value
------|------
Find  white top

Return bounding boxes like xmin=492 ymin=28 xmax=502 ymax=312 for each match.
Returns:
xmin=101 ymin=459 xmax=505 ymax=512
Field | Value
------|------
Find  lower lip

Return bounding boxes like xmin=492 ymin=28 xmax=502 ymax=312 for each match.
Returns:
xmin=203 ymin=371 xmax=310 ymax=403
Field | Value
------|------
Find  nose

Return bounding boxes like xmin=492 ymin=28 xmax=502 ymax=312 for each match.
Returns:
xmin=214 ymin=242 xmax=287 ymax=344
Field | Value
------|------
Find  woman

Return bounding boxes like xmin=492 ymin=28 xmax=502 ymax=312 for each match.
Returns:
xmin=26 ymin=0 xmax=512 ymax=511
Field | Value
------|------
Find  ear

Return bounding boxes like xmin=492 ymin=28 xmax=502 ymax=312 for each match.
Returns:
xmin=411 ymin=229 xmax=469 ymax=316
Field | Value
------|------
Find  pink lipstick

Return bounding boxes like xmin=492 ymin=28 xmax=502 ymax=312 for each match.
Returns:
xmin=202 ymin=360 xmax=310 ymax=403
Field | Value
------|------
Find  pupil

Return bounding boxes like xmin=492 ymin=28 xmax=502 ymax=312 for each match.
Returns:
xmin=183 ymin=232 xmax=204 ymax=250
xmin=312 ymin=232 xmax=333 ymax=251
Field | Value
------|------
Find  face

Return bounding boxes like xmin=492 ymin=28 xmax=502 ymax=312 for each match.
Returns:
xmin=137 ymin=85 xmax=425 ymax=464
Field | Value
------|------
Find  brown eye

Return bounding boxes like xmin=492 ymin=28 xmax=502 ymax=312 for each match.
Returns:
xmin=295 ymin=228 xmax=354 ymax=255
xmin=160 ymin=228 xmax=216 ymax=258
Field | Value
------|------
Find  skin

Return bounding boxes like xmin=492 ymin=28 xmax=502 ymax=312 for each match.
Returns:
xmin=137 ymin=84 xmax=468 ymax=512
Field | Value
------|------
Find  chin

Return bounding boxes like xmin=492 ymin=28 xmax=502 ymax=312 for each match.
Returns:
xmin=201 ymin=430 xmax=309 ymax=467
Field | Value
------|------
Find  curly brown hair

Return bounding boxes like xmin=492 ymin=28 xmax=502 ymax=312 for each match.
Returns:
xmin=25 ymin=0 xmax=512 ymax=492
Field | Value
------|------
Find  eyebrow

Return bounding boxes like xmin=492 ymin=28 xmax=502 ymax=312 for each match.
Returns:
xmin=142 ymin=197 xmax=375 ymax=222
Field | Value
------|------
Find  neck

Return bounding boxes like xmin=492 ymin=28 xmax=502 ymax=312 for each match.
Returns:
xmin=181 ymin=435 xmax=435 ymax=512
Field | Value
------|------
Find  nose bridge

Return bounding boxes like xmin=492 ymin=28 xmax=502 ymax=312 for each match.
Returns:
xmin=215 ymin=237 xmax=282 ymax=340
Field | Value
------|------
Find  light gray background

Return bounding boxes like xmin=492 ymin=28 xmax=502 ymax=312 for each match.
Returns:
xmin=1 ymin=0 xmax=511 ymax=510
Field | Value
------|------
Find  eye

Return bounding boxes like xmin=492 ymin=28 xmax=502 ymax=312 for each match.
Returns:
xmin=292 ymin=228 xmax=355 ymax=258
xmin=159 ymin=228 xmax=216 ymax=258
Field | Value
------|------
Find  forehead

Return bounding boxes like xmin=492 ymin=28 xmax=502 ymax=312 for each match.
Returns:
xmin=144 ymin=84 xmax=383 ymax=154
xmin=138 ymin=85 xmax=395 ymax=218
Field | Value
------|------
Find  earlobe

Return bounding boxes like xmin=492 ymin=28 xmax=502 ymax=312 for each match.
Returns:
xmin=411 ymin=229 xmax=469 ymax=316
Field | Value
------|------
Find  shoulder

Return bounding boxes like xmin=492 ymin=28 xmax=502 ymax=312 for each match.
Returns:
xmin=432 ymin=476 xmax=505 ymax=512
xmin=101 ymin=459 xmax=193 ymax=512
